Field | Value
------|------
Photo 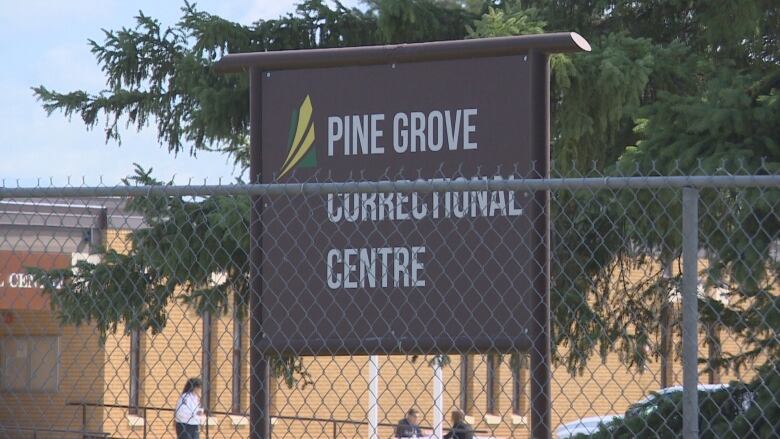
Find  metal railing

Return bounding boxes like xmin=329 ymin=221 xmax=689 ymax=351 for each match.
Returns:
xmin=67 ymin=402 xmax=489 ymax=439
xmin=0 ymin=424 xmax=109 ymax=439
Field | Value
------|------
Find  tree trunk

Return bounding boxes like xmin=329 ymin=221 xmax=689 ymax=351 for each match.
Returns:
xmin=706 ymin=322 xmax=721 ymax=384
xmin=660 ymin=301 xmax=673 ymax=388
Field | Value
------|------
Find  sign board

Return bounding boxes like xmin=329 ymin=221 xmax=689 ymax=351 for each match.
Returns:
xmin=0 ymin=251 xmax=71 ymax=311
xmin=259 ymin=56 xmax=543 ymax=354
xmin=218 ymin=32 xmax=590 ymax=438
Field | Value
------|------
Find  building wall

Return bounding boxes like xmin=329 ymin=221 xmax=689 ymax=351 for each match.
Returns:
xmin=0 ymin=310 xmax=104 ymax=439
xmin=0 ymin=311 xmax=755 ymax=439
xmin=0 ymin=227 xmax=768 ymax=439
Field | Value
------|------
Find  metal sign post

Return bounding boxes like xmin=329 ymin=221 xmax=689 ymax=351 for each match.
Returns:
xmin=528 ymin=48 xmax=552 ymax=439
xmin=248 ymin=67 xmax=271 ymax=439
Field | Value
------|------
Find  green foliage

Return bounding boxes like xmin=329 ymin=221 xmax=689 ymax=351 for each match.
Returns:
xmin=32 ymin=0 xmax=473 ymax=168
xmin=33 ymin=4 xmax=250 ymax=164
xmin=29 ymin=251 xmax=171 ymax=340
xmin=589 ymin=362 xmax=780 ymax=437
xmin=368 ymin=0 xmax=478 ymax=43
xmin=29 ymin=0 xmax=479 ymax=390
xmin=32 ymin=164 xmax=247 ymax=330
xmin=612 ymin=65 xmax=780 ymax=371
xmin=466 ymin=6 xmax=545 ymax=37
xmin=553 ymin=33 xmax=656 ymax=169
xmin=466 ymin=0 xmax=780 ymax=376
xmin=29 ymin=165 xmax=312 ymax=387
xmin=719 ymin=362 xmax=780 ymax=437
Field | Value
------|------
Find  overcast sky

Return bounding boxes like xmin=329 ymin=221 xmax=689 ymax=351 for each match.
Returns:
xmin=0 ymin=0 xmax=359 ymax=186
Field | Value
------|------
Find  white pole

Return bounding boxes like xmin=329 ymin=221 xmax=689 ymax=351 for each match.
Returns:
xmin=369 ymin=355 xmax=380 ymax=439
xmin=433 ymin=358 xmax=444 ymax=439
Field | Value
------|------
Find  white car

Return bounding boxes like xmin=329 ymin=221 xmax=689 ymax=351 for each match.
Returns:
xmin=555 ymin=384 xmax=734 ymax=438
xmin=555 ymin=415 xmax=620 ymax=438
xmin=625 ymin=383 xmax=728 ymax=417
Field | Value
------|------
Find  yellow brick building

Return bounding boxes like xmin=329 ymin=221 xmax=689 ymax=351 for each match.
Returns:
xmin=0 ymin=201 xmax=761 ymax=438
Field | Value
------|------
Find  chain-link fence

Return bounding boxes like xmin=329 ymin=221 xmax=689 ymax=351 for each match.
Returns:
xmin=0 ymin=165 xmax=778 ymax=439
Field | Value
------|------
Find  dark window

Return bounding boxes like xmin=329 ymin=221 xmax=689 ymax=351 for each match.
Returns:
xmin=202 ymin=311 xmax=213 ymax=414
xmin=129 ymin=328 xmax=141 ymax=414
xmin=460 ymin=354 xmax=473 ymax=413
xmin=512 ymin=352 xmax=528 ymax=416
xmin=232 ymin=301 xmax=243 ymax=414
xmin=486 ymin=354 xmax=499 ymax=415
xmin=0 ymin=336 xmax=59 ymax=392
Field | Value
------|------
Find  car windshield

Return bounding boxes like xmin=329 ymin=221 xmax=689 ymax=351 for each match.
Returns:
xmin=582 ymin=420 xmax=602 ymax=429
xmin=627 ymin=401 xmax=659 ymax=417
xmin=561 ymin=418 xmax=606 ymax=431
xmin=627 ymin=384 xmax=730 ymax=417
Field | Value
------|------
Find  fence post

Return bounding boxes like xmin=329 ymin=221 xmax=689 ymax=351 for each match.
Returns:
xmin=682 ymin=187 xmax=700 ymax=439
xmin=367 ymin=355 xmax=379 ymax=439
xmin=528 ymin=48 xmax=552 ymax=439
xmin=433 ymin=359 xmax=444 ymax=439
xmin=249 ymin=66 xmax=271 ymax=439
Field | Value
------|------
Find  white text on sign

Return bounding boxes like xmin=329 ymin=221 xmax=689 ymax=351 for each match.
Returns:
xmin=327 ymin=109 xmax=478 ymax=157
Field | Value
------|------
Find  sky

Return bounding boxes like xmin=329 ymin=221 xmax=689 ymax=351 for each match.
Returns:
xmin=0 ymin=0 xmax=359 ymax=187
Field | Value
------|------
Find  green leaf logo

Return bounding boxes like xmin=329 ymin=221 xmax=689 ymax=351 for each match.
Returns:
xmin=279 ymin=95 xmax=316 ymax=178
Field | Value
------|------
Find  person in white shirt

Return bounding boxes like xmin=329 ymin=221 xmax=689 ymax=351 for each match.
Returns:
xmin=175 ymin=378 xmax=204 ymax=439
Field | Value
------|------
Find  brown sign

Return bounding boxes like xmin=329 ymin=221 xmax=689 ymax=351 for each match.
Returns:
xmin=259 ymin=56 xmax=544 ymax=354
xmin=220 ymin=33 xmax=590 ymax=438
xmin=0 ymin=251 xmax=70 ymax=311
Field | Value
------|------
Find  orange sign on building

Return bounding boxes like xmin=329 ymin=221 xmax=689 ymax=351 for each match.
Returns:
xmin=0 ymin=251 xmax=70 ymax=311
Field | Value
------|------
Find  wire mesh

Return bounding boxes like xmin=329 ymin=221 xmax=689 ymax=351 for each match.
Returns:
xmin=0 ymin=163 xmax=777 ymax=439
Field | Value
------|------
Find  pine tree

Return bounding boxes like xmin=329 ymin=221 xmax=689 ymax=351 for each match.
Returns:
xmin=467 ymin=0 xmax=779 ymax=379
xmin=31 ymin=0 xmax=779 ymax=390
xmin=30 ymin=0 xmax=477 ymax=387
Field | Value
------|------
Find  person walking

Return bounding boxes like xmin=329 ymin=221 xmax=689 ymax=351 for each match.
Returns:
xmin=443 ymin=410 xmax=473 ymax=439
xmin=395 ymin=408 xmax=423 ymax=437
xmin=175 ymin=378 xmax=203 ymax=439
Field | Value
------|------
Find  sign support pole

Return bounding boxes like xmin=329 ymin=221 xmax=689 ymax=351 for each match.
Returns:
xmin=249 ymin=67 xmax=271 ymax=439
xmin=433 ymin=359 xmax=444 ymax=439
xmin=528 ymin=49 xmax=552 ymax=439
xmin=368 ymin=355 xmax=380 ymax=439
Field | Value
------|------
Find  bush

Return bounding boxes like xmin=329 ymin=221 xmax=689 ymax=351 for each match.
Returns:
xmin=587 ymin=363 xmax=780 ymax=438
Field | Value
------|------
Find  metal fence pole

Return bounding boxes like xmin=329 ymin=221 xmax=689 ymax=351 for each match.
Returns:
xmin=249 ymin=66 xmax=271 ymax=439
xmin=528 ymin=48 xmax=552 ymax=439
xmin=682 ymin=187 xmax=700 ymax=438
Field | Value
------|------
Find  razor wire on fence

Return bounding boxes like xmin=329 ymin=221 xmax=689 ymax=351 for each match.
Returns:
xmin=0 ymin=165 xmax=778 ymax=439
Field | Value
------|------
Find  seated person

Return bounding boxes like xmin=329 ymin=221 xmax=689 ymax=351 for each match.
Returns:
xmin=395 ymin=408 xmax=423 ymax=438
xmin=443 ymin=410 xmax=473 ymax=439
